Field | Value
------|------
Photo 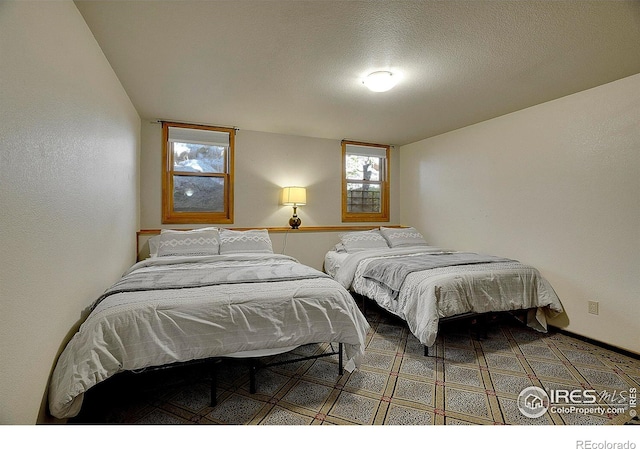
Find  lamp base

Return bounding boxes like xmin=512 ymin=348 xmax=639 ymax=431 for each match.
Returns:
xmin=289 ymin=216 xmax=301 ymax=229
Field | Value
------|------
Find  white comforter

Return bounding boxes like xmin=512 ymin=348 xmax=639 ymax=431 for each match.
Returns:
xmin=329 ymin=246 xmax=563 ymax=348
xmin=49 ymin=254 xmax=369 ymax=419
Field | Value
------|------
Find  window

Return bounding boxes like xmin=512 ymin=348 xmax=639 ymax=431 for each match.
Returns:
xmin=162 ymin=122 xmax=234 ymax=224
xmin=342 ymin=140 xmax=390 ymax=222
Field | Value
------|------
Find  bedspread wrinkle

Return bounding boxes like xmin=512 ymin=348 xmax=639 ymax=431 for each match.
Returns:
xmin=362 ymin=252 xmax=513 ymax=298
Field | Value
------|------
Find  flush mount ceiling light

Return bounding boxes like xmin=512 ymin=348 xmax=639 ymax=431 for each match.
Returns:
xmin=362 ymin=71 xmax=397 ymax=92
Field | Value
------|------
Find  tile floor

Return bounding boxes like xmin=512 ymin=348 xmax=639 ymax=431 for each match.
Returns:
xmin=68 ymin=304 xmax=640 ymax=426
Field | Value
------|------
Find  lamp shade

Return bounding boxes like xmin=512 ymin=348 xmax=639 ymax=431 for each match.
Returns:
xmin=281 ymin=187 xmax=307 ymax=206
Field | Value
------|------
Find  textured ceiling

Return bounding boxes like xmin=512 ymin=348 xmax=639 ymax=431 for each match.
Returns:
xmin=75 ymin=0 xmax=640 ymax=146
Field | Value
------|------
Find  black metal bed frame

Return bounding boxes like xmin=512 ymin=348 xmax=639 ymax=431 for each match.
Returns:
xmin=352 ymin=292 xmax=522 ymax=357
xmin=128 ymin=342 xmax=344 ymax=407
xmin=212 ymin=342 xmax=344 ymax=406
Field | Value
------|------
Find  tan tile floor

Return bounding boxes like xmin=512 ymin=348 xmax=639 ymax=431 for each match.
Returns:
xmin=68 ymin=304 xmax=640 ymax=426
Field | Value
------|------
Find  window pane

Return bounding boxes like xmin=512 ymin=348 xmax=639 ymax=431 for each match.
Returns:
xmin=173 ymin=142 xmax=226 ymax=173
xmin=345 ymin=155 xmax=381 ymax=181
xmin=346 ymin=182 xmax=381 ymax=213
xmin=341 ymin=140 xmax=389 ymax=222
xmin=173 ymin=176 xmax=225 ymax=212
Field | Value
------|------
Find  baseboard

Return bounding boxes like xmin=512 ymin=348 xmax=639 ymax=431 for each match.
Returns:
xmin=549 ymin=326 xmax=639 ymax=360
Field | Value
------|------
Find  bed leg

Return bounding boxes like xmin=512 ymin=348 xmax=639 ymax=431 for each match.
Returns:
xmin=424 ymin=345 xmax=436 ymax=357
xmin=249 ymin=360 xmax=257 ymax=394
xmin=481 ymin=314 xmax=488 ymax=339
xmin=210 ymin=359 xmax=220 ymax=406
xmin=338 ymin=343 xmax=344 ymax=375
xmin=472 ymin=314 xmax=488 ymax=340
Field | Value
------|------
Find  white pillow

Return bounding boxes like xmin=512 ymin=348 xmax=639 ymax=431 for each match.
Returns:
xmin=156 ymin=229 xmax=220 ymax=257
xmin=379 ymin=227 xmax=427 ymax=248
xmin=340 ymin=229 xmax=389 ymax=253
xmin=160 ymin=227 xmax=218 ymax=234
xmin=219 ymin=229 xmax=273 ymax=254
xmin=332 ymin=243 xmax=347 ymax=253
xmin=148 ymin=235 xmax=161 ymax=258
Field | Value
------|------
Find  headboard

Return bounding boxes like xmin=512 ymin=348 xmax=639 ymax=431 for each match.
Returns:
xmin=136 ymin=225 xmax=407 ymax=262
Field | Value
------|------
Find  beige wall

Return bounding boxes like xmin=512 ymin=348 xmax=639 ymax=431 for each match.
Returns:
xmin=3 ymin=1 xmax=636 ymax=428
xmin=399 ymin=74 xmax=640 ymax=355
xmin=0 ymin=2 xmax=140 ymax=424
xmin=139 ymin=122 xmax=401 ymax=269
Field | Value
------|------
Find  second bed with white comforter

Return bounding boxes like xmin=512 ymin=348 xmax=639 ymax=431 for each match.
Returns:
xmin=326 ymin=227 xmax=563 ymax=350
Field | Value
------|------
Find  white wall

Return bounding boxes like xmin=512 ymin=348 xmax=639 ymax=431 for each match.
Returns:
xmin=139 ymin=122 xmax=401 ymax=269
xmin=0 ymin=2 xmax=140 ymax=424
xmin=3 ymin=1 xmax=635 ymax=426
xmin=399 ymin=74 xmax=640 ymax=354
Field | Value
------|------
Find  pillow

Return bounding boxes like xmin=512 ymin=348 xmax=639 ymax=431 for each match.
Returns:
xmin=219 ymin=229 xmax=273 ymax=254
xmin=332 ymin=243 xmax=347 ymax=253
xmin=339 ymin=229 xmax=389 ymax=253
xmin=151 ymin=228 xmax=219 ymax=257
xmin=160 ymin=227 xmax=218 ymax=234
xmin=156 ymin=229 xmax=220 ymax=257
xmin=379 ymin=226 xmax=428 ymax=248
xmin=148 ymin=235 xmax=161 ymax=258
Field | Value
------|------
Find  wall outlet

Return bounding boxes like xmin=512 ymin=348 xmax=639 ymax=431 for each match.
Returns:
xmin=588 ymin=301 xmax=599 ymax=315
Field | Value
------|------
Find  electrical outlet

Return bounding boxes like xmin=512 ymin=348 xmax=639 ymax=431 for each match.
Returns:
xmin=588 ymin=301 xmax=599 ymax=315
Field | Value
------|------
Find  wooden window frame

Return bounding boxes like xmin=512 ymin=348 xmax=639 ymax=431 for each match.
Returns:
xmin=341 ymin=140 xmax=390 ymax=222
xmin=162 ymin=121 xmax=234 ymax=224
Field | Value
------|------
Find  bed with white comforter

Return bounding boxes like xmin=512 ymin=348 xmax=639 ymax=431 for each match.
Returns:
xmin=49 ymin=251 xmax=369 ymax=419
xmin=325 ymin=227 xmax=563 ymax=350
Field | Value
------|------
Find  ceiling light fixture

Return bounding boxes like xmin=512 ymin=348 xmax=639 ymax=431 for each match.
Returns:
xmin=363 ymin=71 xmax=397 ymax=92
